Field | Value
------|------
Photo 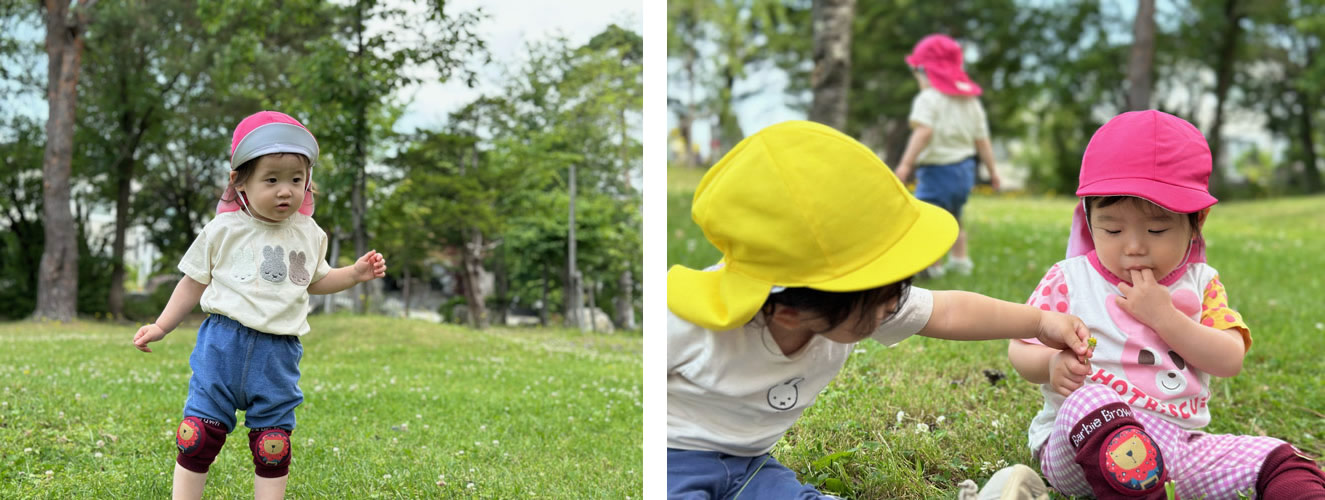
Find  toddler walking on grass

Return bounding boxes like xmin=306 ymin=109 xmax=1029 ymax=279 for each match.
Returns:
xmin=132 ymin=111 xmax=387 ymax=500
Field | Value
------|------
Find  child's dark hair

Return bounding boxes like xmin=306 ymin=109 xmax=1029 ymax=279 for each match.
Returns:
xmin=221 ymin=152 xmax=317 ymax=202
xmin=760 ymin=277 xmax=913 ymax=338
xmin=1085 ymin=196 xmax=1200 ymax=232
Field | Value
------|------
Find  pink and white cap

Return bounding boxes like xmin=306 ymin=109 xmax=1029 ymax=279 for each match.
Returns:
xmin=218 ymin=111 xmax=319 ymax=216
xmin=1067 ymin=110 xmax=1216 ymax=281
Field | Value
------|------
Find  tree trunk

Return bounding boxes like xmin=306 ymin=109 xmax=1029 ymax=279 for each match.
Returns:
xmin=461 ymin=229 xmax=490 ymax=329
xmin=1299 ymin=90 xmax=1322 ymax=193
xmin=539 ymin=260 xmax=549 ymax=327
xmin=324 ymin=227 xmax=340 ymax=314
xmin=402 ymin=265 xmax=411 ymax=318
xmin=493 ymin=248 xmax=508 ymax=327
xmin=1206 ymin=0 xmax=1243 ymax=195
xmin=351 ymin=0 xmax=368 ymax=314
xmin=566 ymin=163 xmax=587 ymax=331
xmin=35 ymin=0 xmax=97 ymax=322
xmin=1125 ymin=0 xmax=1156 ymax=111
xmin=614 ymin=269 xmax=635 ymax=330
xmin=586 ymin=277 xmax=597 ymax=333
xmin=810 ymin=0 xmax=855 ymax=131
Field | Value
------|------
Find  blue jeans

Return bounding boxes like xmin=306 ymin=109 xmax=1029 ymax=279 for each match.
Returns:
xmin=914 ymin=156 xmax=977 ymax=222
xmin=182 ymin=314 xmax=303 ymax=432
xmin=668 ymin=448 xmax=837 ymax=499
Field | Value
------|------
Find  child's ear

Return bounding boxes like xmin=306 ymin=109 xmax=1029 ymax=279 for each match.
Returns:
xmin=229 ymin=170 xmax=241 ymax=191
xmin=1196 ymin=208 xmax=1210 ymax=230
xmin=771 ymin=305 xmax=803 ymax=330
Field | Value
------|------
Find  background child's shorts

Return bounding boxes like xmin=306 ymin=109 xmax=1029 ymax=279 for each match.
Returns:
xmin=183 ymin=314 xmax=304 ymax=432
xmin=914 ymin=156 xmax=977 ymax=221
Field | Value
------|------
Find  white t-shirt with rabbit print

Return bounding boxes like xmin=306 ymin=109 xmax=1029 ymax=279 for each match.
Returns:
xmin=667 ymin=287 xmax=934 ymax=456
xmin=178 ymin=211 xmax=332 ymax=336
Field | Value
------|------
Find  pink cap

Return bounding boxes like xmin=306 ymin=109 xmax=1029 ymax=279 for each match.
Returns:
xmin=1076 ymin=110 xmax=1217 ymax=213
xmin=218 ymin=111 xmax=317 ymax=216
xmin=905 ymin=34 xmax=982 ymax=97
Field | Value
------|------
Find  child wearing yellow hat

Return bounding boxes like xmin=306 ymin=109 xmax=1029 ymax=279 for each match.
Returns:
xmin=667 ymin=121 xmax=1091 ymax=498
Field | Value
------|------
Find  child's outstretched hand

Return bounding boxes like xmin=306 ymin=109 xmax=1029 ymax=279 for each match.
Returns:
xmin=1116 ymin=268 xmax=1175 ymax=329
xmin=1049 ymin=348 xmax=1092 ymax=397
xmin=133 ymin=323 xmax=166 ymax=353
xmin=1034 ymin=311 xmax=1090 ymax=358
xmin=354 ymin=250 xmax=388 ymax=283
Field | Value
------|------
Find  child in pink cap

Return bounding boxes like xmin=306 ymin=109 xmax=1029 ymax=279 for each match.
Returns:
xmin=1008 ymin=110 xmax=1325 ymax=499
xmin=894 ymin=33 xmax=1001 ymax=278
xmin=131 ymin=111 xmax=388 ymax=499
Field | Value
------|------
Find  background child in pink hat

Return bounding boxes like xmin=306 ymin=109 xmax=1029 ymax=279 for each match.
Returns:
xmin=131 ymin=111 xmax=388 ymax=499
xmin=1008 ymin=110 xmax=1325 ymax=499
xmin=894 ymin=33 xmax=1000 ymax=278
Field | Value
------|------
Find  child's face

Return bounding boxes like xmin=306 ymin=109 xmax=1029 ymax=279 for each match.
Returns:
xmin=236 ymin=154 xmax=308 ymax=223
xmin=814 ymin=296 xmax=901 ymax=344
xmin=1088 ymin=198 xmax=1194 ymax=283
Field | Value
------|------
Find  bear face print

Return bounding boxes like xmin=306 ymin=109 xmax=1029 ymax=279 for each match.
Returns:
xmin=288 ymin=250 xmax=310 ymax=286
xmin=1110 ymin=289 xmax=1203 ymax=398
xmin=260 ymin=245 xmax=288 ymax=283
xmin=229 ymin=246 xmax=257 ymax=283
xmin=766 ymin=377 xmax=804 ymax=411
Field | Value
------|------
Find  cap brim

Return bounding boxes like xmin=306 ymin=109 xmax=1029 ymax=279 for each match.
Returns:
xmin=1076 ymin=179 xmax=1217 ymax=213
xmin=667 ymin=199 xmax=957 ymax=331
xmin=925 ymin=65 xmax=982 ymax=96
xmin=810 ymin=198 xmax=958 ymax=291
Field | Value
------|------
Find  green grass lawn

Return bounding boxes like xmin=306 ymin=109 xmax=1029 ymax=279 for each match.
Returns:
xmin=0 ymin=315 xmax=642 ymax=498
xmin=668 ymin=167 xmax=1325 ymax=499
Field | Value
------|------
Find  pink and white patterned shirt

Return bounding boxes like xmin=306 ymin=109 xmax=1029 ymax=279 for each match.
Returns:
xmin=1018 ymin=251 xmax=1249 ymax=452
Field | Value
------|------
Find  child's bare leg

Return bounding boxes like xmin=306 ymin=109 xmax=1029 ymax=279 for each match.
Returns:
xmin=172 ymin=463 xmax=208 ymax=500
xmin=951 ymin=228 xmax=969 ymax=259
xmin=255 ymin=474 xmax=289 ymax=500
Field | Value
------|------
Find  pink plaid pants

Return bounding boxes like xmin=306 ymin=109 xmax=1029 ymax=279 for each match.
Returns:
xmin=1039 ymin=384 xmax=1285 ymax=499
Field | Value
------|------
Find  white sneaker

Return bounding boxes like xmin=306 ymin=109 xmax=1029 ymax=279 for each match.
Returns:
xmin=923 ymin=262 xmax=946 ymax=279
xmin=946 ymin=257 xmax=974 ymax=276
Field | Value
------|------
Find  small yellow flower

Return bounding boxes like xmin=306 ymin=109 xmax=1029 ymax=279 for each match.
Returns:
xmin=1087 ymin=337 xmax=1097 ymax=349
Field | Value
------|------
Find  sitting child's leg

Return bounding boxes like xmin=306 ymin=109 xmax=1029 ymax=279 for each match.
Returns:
xmin=1257 ymin=444 xmax=1325 ymax=499
xmin=667 ymin=449 xmax=837 ymax=499
xmin=1162 ymin=430 xmax=1283 ymax=498
xmin=726 ymin=453 xmax=839 ymax=500
xmin=1041 ymin=384 xmax=1168 ymax=499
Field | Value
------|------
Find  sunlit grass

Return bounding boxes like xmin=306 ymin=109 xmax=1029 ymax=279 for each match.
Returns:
xmin=0 ymin=315 xmax=642 ymax=498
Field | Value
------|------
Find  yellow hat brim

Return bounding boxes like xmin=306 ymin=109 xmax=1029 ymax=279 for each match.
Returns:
xmin=667 ymin=199 xmax=957 ymax=331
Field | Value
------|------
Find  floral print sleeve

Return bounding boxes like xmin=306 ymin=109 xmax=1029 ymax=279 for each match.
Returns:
xmin=1200 ymin=275 xmax=1251 ymax=351
xmin=1020 ymin=264 xmax=1068 ymax=345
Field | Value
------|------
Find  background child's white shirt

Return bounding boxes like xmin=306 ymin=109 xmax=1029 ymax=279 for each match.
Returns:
xmin=667 ymin=287 xmax=934 ymax=456
xmin=178 ymin=211 xmax=332 ymax=336
xmin=909 ymin=88 xmax=990 ymax=166
xmin=1025 ymin=256 xmax=1224 ymax=453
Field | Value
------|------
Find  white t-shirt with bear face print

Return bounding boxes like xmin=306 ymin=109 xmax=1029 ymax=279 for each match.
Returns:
xmin=667 ymin=287 xmax=934 ymax=456
xmin=178 ymin=211 xmax=332 ymax=336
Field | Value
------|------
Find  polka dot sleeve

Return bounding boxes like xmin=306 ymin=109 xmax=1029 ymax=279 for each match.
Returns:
xmin=1200 ymin=275 xmax=1251 ymax=351
xmin=1019 ymin=264 xmax=1068 ymax=345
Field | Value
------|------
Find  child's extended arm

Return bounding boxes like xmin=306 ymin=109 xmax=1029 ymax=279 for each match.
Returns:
xmin=893 ymin=123 xmax=933 ymax=183
xmin=307 ymin=250 xmax=387 ymax=295
xmin=132 ymin=276 xmax=207 ymax=353
xmin=974 ymin=137 xmax=1001 ymax=191
xmin=1116 ymin=269 xmax=1245 ymax=377
xmin=1009 ymin=340 xmax=1093 ymax=396
xmin=920 ymin=290 xmax=1090 ymax=356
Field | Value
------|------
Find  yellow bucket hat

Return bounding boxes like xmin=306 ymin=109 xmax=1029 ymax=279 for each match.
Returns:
xmin=667 ymin=121 xmax=958 ymax=331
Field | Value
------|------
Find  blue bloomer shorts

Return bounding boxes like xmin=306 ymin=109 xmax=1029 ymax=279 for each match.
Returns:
xmin=182 ymin=314 xmax=303 ymax=432
xmin=914 ymin=156 xmax=977 ymax=222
